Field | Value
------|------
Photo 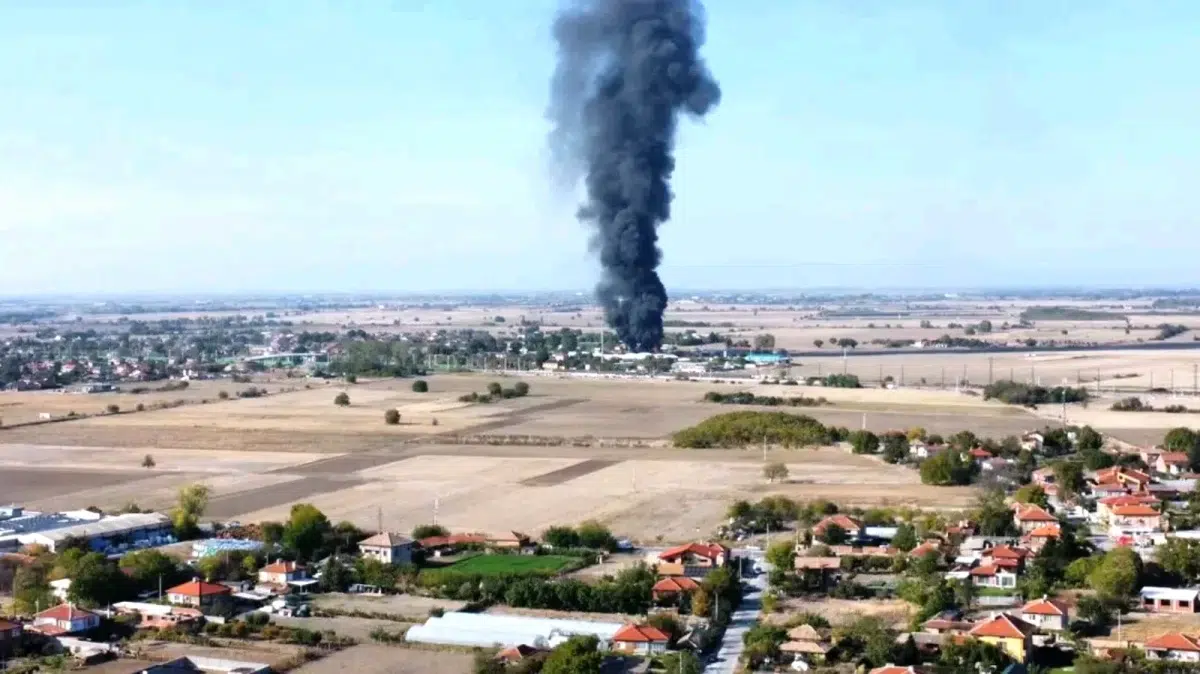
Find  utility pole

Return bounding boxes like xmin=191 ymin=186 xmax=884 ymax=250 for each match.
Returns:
xmin=988 ymin=357 xmax=993 ymax=386
xmin=842 ymin=347 xmax=848 ymax=375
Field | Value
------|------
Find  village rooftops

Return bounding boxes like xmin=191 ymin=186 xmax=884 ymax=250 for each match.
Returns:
xmin=651 ymin=576 xmax=700 ymax=593
xmin=1099 ymin=494 xmax=1159 ymax=506
xmin=812 ymin=514 xmax=863 ymax=535
xmin=1023 ymin=525 xmax=1061 ymax=539
xmin=968 ymin=614 xmax=1035 ymax=639
xmin=34 ymin=603 xmax=99 ymax=622
xmin=1145 ymin=632 xmax=1200 ymax=653
xmin=166 ymin=579 xmax=232 ymax=598
xmin=1014 ymin=505 xmax=1057 ymax=523
xmin=261 ymin=560 xmax=302 ymax=574
xmin=1159 ymin=452 xmax=1190 ymax=466
xmin=1021 ymin=597 xmax=1068 ymax=616
xmin=1110 ymin=504 xmax=1161 ymax=517
xmin=658 ymin=542 xmax=728 ymax=563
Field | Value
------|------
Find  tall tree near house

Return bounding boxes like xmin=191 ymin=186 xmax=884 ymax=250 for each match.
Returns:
xmin=172 ymin=483 xmax=210 ymax=539
xmin=283 ymin=503 xmax=332 ymax=561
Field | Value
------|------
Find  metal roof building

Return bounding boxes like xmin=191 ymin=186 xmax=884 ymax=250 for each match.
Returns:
xmin=17 ymin=512 xmax=171 ymax=552
xmin=405 ymin=612 xmax=624 ymax=649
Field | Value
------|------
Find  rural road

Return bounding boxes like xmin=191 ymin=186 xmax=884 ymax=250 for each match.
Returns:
xmin=705 ymin=548 xmax=768 ymax=674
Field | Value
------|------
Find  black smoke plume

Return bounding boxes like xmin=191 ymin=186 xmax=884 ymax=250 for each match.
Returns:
xmin=549 ymin=0 xmax=720 ymax=352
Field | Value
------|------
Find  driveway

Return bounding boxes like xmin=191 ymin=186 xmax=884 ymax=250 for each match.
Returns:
xmin=705 ymin=548 xmax=767 ymax=674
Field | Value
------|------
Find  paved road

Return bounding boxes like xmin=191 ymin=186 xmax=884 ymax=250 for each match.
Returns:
xmin=704 ymin=548 xmax=767 ymax=674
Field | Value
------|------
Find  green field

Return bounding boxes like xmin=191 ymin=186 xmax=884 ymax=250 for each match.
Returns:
xmin=446 ymin=554 xmax=576 ymax=575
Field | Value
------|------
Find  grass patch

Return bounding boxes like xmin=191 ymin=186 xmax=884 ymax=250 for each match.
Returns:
xmin=444 ymin=554 xmax=576 ymax=576
xmin=975 ymin=587 xmax=1018 ymax=597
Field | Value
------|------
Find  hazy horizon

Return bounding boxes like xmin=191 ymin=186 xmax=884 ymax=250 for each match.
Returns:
xmin=3 ymin=1 xmax=1198 ymax=294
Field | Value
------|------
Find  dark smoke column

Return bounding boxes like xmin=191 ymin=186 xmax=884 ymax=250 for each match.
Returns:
xmin=549 ymin=0 xmax=720 ymax=352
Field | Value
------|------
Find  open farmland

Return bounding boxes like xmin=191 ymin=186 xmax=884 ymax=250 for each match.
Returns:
xmin=290 ymin=644 xmax=473 ymax=674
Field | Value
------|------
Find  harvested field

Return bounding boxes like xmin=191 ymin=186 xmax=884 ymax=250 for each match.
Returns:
xmin=273 ymin=615 xmax=412 ymax=642
xmin=1106 ymin=611 xmax=1200 ymax=642
xmin=519 ymin=459 xmax=618 ymax=486
xmin=290 ymin=644 xmax=473 ymax=674
xmin=206 ymin=476 xmax=364 ymax=519
xmin=0 ymin=467 xmax=141 ymax=503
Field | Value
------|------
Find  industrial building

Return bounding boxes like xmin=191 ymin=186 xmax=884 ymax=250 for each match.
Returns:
xmin=0 ymin=505 xmax=104 ymax=551
xmin=405 ymin=612 xmax=625 ymax=650
xmin=16 ymin=512 xmax=173 ymax=553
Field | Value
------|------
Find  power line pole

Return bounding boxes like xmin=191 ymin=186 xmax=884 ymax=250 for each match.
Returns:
xmin=988 ymin=357 xmax=993 ymax=386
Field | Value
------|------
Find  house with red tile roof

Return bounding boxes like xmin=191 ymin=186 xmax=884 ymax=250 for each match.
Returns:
xmin=258 ymin=560 xmax=307 ymax=586
xmin=968 ymin=613 xmax=1035 ymax=662
xmin=28 ymin=604 xmax=100 ymax=636
xmin=1145 ymin=632 xmax=1200 ymax=663
xmin=968 ymin=565 xmax=1017 ymax=590
xmin=869 ymin=665 xmax=929 ymax=674
xmin=611 ymin=623 xmax=670 ymax=655
xmin=812 ymin=514 xmax=863 ymax=538
xmin=1157 ymin=452 xmax=1191 ymax=476
xmin=1021 ymin=524 xmax=1062 ymax=552
xmin=1109 ymin=504 xmax=1164 ymax=532
xmin=652 ymin=576 xmax=700 ymax=603
xmin=495 ymin=644 xmax=542 ymax=665
xmin=1097 ymin=494 xmax=1160 ymax=519
xmin=654 ymin=542 xmax=729 ymax=577
xmin=166 ymin=578 xmax=232 ymax=608
xmin=909 ymin=541 xmax=941 ymax=559
xmin=1020 ymin=596 xmax=1070 ymax=632
xmin=1013 ymin=504 xmax=1058 ymax=533
xmin=968 ymin=447 xmax=994 ymax=462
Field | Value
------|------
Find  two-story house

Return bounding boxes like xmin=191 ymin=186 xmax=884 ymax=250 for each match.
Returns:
xmin=968 ymin=564 xmax=1017 ymax=590
xmin=358 ymin=532 xmax=414 ymax=566
xmin=653 ymin=542 xmax=730 ymax=578
xmin=1157 ymin=452 xmax=1191 ymax=476
xmin=1020 ymin=596 xmax=1069 ymax=632
xmin=258 ymin=560 xmax=307 ymax=586
xmin=166 ymin=579 xmax=233 ymax=608
xmin=967 ymin=613 xmax=1034 ymax=663
xmin=1109 ymin=504 xmax=1164 ymax=532
xmin=1013 ymin=504 xmax=1058 ymax=534
xmin=29 ymin=604 xmax=100 ymax=636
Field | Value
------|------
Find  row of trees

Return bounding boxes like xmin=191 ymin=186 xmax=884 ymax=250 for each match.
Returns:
xmin=459 ymin=381 xmax=531 ymax=404
xmin=983 ymin=380 xmax=1090 ymax=406
xmin=672 ymin=411 xmax=845 ymax=449
xmin=701 ymin=391 xmax=827 ymax=407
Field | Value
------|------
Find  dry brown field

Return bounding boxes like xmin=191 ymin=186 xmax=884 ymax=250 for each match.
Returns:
xmin=290 ymin=644 xmax=473 ymax=674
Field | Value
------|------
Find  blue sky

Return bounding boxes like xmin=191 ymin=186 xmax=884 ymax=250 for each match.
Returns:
xmin=2 ymin=1 xmax=1198 ymax=294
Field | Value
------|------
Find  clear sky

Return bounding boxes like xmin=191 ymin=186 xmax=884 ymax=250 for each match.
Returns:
xmin=2 ymin=1 xmax=1198 ymax=294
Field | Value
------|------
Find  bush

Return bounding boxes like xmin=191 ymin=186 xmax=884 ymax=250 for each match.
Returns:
xmin=513 ymin=381 xmax=530 ymax=397
xmin=345 ymin=374 xmax=358 ymax=384
xmin=822 ymin=374 xmax=862 ymax=388
xmin=142 ymin=454 xmax=156 ymax=468
xmin=135 ymin=403 xmax=145 ymax=412
xmin=334 ymin=392 xmax=350 ymax=407
xmin=384 ymin=409 xmax=401 ymax=425
xmin=106 ymin=404 xmax=120 ymax=414
xmin=984 ymin=380 xmax=1089 ymax=406
xmin=1111 ymin=397 xmax=1151 ymax=412
xmin=411 ymin=380 xmax=429 ymax=393
xmin=218 ymin=390 xmax=230 ymax=400
xmin=673 ymin=411 xmax=834 ymax=449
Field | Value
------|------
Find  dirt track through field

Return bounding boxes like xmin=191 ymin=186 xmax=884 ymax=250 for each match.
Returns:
xmin=519 ymin=459 xmax=620 ymax=486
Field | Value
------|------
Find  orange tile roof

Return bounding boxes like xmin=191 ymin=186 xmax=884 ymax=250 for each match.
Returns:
xmin=986 ymin=545 xmax=1028 ymax=559
xmin=1111 ymin=504 xmax=1160 ymax=517
xmin=612 ymin=624 xmax=670 ymax=643
xmin=1022 ymin=597 xmax=1068 ymax=616
xmin=1099 ymin=494 xmax=1159 ymax=506
xmin=1014 ymin=505 xmax=1057 ymax=522
xmin=167 ymin=579 xmax=232 ymax=598
xmin=969 ymin=614 xmax=1034 ymax=640
xmin=813 ymin=514 xmax=863 ymax=534
xmin=1145 ymin=632 xmax=1200 ymax=652
xmin=35 ymin=604 xmax=98 ymax=621
xmin=969 ymin=448 xmax=993 ymax=459
xmin=969 ymin=564 xmax=1000 ymax=577
xmin=261 ymin=560 xmax=302 ymax=574
xmin=658 ymin=542 xmax=728 ymax=563
xmin=869 ymin=667 xmax=920 ymax=674
xmin=1159 ymin=452 xmax=1190 ymax=465
xmin=1025 ymin=525 xmax=1061 ymax=539
xmin=652 ymin=576 xmax=701 ymax=593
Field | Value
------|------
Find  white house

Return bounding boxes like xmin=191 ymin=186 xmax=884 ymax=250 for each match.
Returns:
xmin=29 ymin=604 xmax=100 ymax=636
xmin=358 ymin=532 xmax=413 ymax=565
xmin=1020 ymin=596 xmax=1069 ymax=632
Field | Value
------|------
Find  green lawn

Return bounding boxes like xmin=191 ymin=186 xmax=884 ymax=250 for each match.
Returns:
xmin=444 ymin=554 xmax=576 ymax=576
xmin=975 ymin=587 xmax=1018 ymax=597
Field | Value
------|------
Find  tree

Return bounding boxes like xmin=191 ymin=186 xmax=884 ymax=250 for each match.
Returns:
xmin=576 ymin=520 xmax=616 ymax=551
xmin=1089 ymin=547 xmax=1142 ymax=602
xmin=218 ymin=390 xmax=230 ymax=400
xmin=727 ymin=500 xmax=753 ymax=521
xmin=657 ymin=652 xmax=700 ymax=674
xmin=345 ymin=374 xmax=357 ymax=384
xmin=1164 ymin=427 xmax=1199 ymax=452
xmin=820 ymin=523 xmax=848 ymax=545
xmin=260 ymin=521 xmax=285 ymax=548
xmin=283 ymin=503 xmax=332 ymax=561
xmin=1157 ymin=538 xmax=1200 ymax=583
xmin=513 ymin=381 xmax=530 ymax=397
xmin=1052 ymin=461 xmax=1086 ymax=499
xmin=892 ymin=523 xmax=918 ymax=552
xmin=120 ymin=549 xmax=183 ymax=593
xmin=543 ymin=526 xmax=580 ymax=549
xmin=975 ymin=489 xmax=1018 ymax=537
xmin=978 ymin=320 xmax=993 ymax=333
xmin=920 ymin=451 xmax=976 ymax=486
xmin=384 ymin=409 xmax=401 ymax=425
xmin=1076 ymin=425 xmax=1104 ymax=451
xmin=1076 ymin=595 xmax=1113 ymax=628
xmin=357 ymin=557 xmax=398 ymax=590
xmin=848 ymin=430 xmax=880 ymax=454
xmin=691 ymin=588 xmax=711 ymax=618
xmin=763 ymin=462 xmax=788 ymax=483
xmin=412 ymin=524 xmax=448 ymax=540
xmin=906 ymin=427 xmax=927 ymax=442
xmin=487 ymin=382 xmax=503 ymax=397
xmin=881 ymin=432 xmax=909 ymax=463
xmin=813 ymin=339 xmax=824 ymax=349
xmin=765 ymin=540 xmax=794 ymax=571
xmin=172 ymin=483 xmax=210 ymax=539
xmin=141 ymin=454 xmax=156 ymax=469
xmin=334 ymin=392 xmax=350 ymax=406
xmin=12 ymin=563 xmax=53 ymax=614
xmin=754 ymin=334 xmax=776 ymax=351
xmin=542 ymin=635 xmax=603 ymax=674
xmin=940 ymin=638 xmax=1011 ymax=671
xmin=1012 ymin=484 xmax=1049 ymax=508
xmin=68 ymin=553 xmax=131 ymax=607
xmin=319 ymin=556 xmax=352 ymax=592
xmin=106 ymin=404 xmax=120 ymax=414
xmin=411 ymin=380 xmax=429 ymax=393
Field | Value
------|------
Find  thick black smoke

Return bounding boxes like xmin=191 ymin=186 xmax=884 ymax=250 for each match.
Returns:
xmin=549 ymin=0 xmax=720 ymax=352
